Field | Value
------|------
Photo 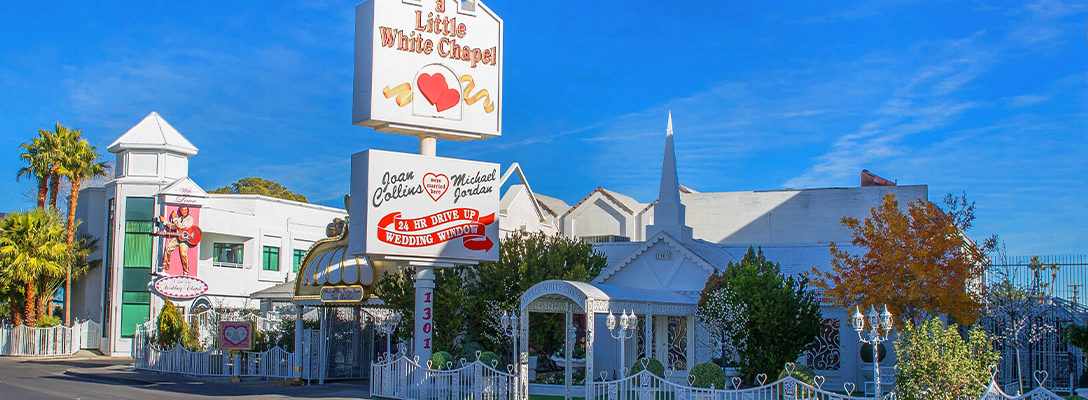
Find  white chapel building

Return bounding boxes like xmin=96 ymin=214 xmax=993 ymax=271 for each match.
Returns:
xmin=71 ymin=112 xmax=346 ymax=357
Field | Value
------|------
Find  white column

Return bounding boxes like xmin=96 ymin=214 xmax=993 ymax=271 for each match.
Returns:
xmin=564 ymin=310 xmax=572 ymax=400
xmin=519 ymin=306 xmax=530 ymax=400
xmin=585 ymin=311 xmax=595 ymax=400
xmin=414 ymin=266 xmax=435 ymax=362
xmin=644 ymin=312 xmax=653 ymax=360
xmin=685 ymin=316 xmax=695 ymax=373
xmin=293 ymin=305 xmax=304 ymax=380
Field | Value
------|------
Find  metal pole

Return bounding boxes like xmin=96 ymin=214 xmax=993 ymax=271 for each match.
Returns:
xmin=873 ymin=332 xmax=882 ymax=399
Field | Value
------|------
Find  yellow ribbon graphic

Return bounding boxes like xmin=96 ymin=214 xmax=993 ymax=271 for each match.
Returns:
xmin=459 ymin=75 xmax=496 ymax=113
xmin=382 ymin=83 xmax=413 ymax=107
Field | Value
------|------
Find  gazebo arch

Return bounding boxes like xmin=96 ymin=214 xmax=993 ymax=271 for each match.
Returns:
xmin=518 ymin=280 xmax=698 ymax=400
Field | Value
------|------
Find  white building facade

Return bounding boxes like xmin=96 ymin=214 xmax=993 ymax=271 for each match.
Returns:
xmin=71 ymin=112 xmax=346 ymax=356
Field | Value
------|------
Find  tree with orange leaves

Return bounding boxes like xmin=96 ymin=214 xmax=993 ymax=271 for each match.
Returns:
xmin=811 ymin=193 xmax=995 ymax=326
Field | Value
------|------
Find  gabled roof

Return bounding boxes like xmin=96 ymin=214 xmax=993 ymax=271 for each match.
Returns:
xmin=108 ymin=112 xmax=198 ymax=156
xmin=498 ymin=163 xmax=549 ymax=223
xmin=561 ymin=187 xmax=640 ymax=218
xmin=159 ymin=177 xmax=208 ymax=198
xmin=535 ymin=193 xmax=570 ymax=217
xmin=592 ymin=230 xmax=720 ymax=284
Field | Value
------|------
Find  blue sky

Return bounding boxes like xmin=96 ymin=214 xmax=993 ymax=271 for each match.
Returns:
xmin=0 ymin=1 xmax=1084 ymax=256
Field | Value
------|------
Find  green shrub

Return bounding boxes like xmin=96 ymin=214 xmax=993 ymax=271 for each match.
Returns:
xmin=35 ymin=315 xmax=60 ymax=328
xmin=895 ymin=318 xmax=999 ymax=400
xmin=860 ymin=342 xmax=887 ymax=363
xmin=690 ymin=362 xmax=727 ymax=389
xmin=628 ymin=357 xmax=666 ymax=377
xmin=156 ymin=300 xmax=187 ymax=349
xmin=777 ymin=364 xmax=817 ymax=386
xmin=461 ymin=342 xmax=486 ymax=360
xmin=430 ymin=351 xmax=455 ymax=370
xmin=479 ymin=351 xmax=501 ymax=368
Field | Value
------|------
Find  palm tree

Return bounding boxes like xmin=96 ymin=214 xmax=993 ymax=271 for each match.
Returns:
xmin=45 ymin=123 xmax=72 ymax=210
xmin=16 ymin=130 xmax=54 ymax=208
xmin=0 ymin=209 xmax=68 ymax=326
xmin=37 ymin=232 xmax=101 ymax=320
xmin=59 ymin=133 xmax=107 ymax=325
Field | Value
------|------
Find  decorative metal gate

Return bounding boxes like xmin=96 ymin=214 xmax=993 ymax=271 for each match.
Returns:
xmin=320 ymin=306 xmax=374 ymax=382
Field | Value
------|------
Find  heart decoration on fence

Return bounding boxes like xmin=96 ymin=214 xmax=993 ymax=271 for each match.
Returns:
xmin=687 ymin=375 xmax=697 ymax=386
xmin=507 ymin=364 xmax=514 ymax=374
xmin=600 ymin=372 xmax=608 ymax=381
xmin=988 ymin=364 xmax=998 ymax=381
xmin=844 ymin=382 xmax=856 ymax=396
xmin=665 ymin=369 xmax=674 ymax=380
xmin=475 ymin=350 xmax=483 ymax=360
xmin=731 ymin=376 xmax=742 ymax=389
xmin=1033 ymin=370 xmax=1048 ymax=387
xmin=447 ymin=361 xmax=454 ymax=370
xmin=427 ymin=360 xmax=434 ymax=368
xmin=784 ymin=362 xmax=796 ymax=376
xmin=756 ymin=373 xmax=768 ymax=386
xmin=814 ymin=375 xmax=826 ymax=390
xmin=414 ymin=355 xmax=420 ymax=363
xmin=491 ymin=360 xmax=499 ymax=368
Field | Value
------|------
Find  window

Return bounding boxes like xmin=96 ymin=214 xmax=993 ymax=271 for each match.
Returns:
xmin=120 ymin=197 xmax=154 ymax=338
xmin=213 ymin=243 xmax=244 ymax=267
xmin=262 ymin=246 xmax=280 ymax=271
xmin=293 ymin=249 xmax=307 ymax=273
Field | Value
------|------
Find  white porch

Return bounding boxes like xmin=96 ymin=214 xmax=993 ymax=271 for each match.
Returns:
xmin=518 ymin=280 xmax=698 ymax=400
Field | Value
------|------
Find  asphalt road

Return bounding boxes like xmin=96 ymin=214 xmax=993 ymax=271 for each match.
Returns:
xmin=0 ymin=357 xmax=371 ymax=399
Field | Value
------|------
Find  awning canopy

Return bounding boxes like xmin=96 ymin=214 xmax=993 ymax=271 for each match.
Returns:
xmin=520 ymin=280 xmax=697 ymax=315
xmin=293 ymin=224 xmax=377 ymax=305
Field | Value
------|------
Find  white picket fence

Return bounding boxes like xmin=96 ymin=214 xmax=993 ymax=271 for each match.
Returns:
xmin=371 ymin=353 xmax=520 ymax=400
xmin=589 ymin=367 xmax=880 ymax=400
xmin=134 ymin=340 xmax=296 ymax=378
xmin=0 ymin=324 xmax=79 ymax=356
xmin=133 ymin=324 xmax=295 ymax=379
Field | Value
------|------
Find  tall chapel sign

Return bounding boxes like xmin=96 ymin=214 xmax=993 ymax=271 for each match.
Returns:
xmin=352 ymin=0 xmax=503 ymax=141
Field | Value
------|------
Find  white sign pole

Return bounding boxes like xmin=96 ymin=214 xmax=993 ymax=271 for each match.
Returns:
xmin=414 ymin=135 xmax=436 ymax=362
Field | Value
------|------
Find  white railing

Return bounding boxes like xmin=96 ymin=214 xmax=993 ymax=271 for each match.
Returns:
xmin=135 ymin=340 xmax=295 ymax=378
xmin=371 ymin=353 xmax=520 ymax=400
xmin=590 ymin=367 xmax=878 ymax=400
xmin=0 ymin=324 xmax=80 ymax=357
xmin=76 ymin=319 xmax=101 ymax=350
xmin=979 ymin=374 xmax=1065 ymax=400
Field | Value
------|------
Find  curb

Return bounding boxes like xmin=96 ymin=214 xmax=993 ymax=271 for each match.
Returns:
xmin=63 ymin=369 xmax=160 ymax=385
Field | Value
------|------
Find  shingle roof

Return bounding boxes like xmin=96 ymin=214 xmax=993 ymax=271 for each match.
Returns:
xmin=250 ymin=280 xmax=296 ymax=299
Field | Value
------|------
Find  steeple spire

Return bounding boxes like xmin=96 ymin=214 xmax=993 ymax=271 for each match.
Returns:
xmin=646 ymin=111 xmax=693 ymax=242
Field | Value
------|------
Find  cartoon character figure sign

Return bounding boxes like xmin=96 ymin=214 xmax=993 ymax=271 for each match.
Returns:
xmin=155 ymin=205 xmax=202 ymax=277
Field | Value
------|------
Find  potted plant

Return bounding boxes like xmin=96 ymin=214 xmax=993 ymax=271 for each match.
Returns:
xmin=860 ymin=342 xmax=887 ymax=381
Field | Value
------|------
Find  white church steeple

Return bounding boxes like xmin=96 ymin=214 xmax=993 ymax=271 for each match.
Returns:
xmin=646 ymin=112 xmax=693 ymax=242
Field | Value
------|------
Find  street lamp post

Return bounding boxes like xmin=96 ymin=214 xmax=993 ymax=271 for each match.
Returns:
xmin=501 ymin=311 xmax=521 ymax=369
xmin=374 ymin=311 xmax=402 ymax=359
xmin=852 ymin=305 xmax=893 ymax=399
xmin=606 ymin=310 xmax=638 ymax=376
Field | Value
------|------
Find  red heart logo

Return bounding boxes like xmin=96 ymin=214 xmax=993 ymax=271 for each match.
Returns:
xmin=435 ymin=87 xmax=461 ymax=112
xmin=417 ymin=73 xmax=449 ymax=106
xmin=423 ymin=173 xmax=449 ymax=202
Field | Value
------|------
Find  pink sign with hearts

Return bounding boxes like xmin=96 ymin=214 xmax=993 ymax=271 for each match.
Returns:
xmin=219 ymin=321 xmax=254 ymax=350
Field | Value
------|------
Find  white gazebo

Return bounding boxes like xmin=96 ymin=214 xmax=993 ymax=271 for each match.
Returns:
xmin=518 ymin=280 xmax=697 ymax=400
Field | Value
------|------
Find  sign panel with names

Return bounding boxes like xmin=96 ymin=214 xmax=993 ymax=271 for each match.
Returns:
xmin=349 ymin=149 xmax=499 ymax=261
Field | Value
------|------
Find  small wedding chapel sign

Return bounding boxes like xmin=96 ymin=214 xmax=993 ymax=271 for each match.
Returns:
xmin=153 ymin=275 xmax=209 ymax=299
xmin=219 ymin=321 xmax=255 ymax=351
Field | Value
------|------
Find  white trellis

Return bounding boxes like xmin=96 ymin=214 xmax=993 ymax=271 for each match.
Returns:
xmin=519 ymin=280 xmax=699 ymax=400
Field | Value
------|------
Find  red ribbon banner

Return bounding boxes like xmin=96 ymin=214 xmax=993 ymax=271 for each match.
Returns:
xmin=377 ymin=209 xmax=496 ymax=252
